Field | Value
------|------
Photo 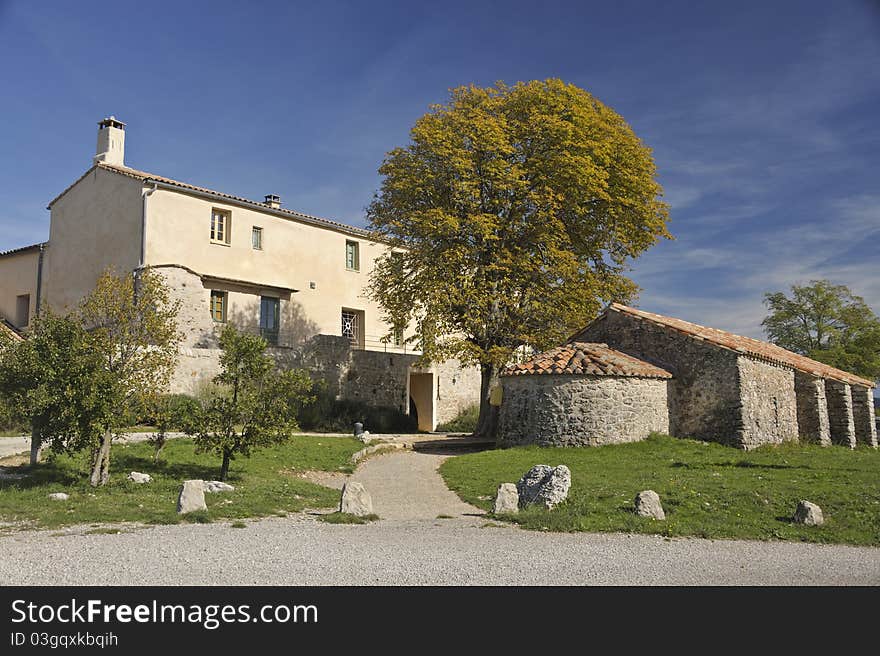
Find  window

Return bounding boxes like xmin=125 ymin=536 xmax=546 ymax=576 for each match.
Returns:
xmin=211 ymin=209 xmax=231 ymax=244
xmin=341 ymin=309 xmax=363 ymax=347
xmin=259 ymin=296 xmax=280 ymax=345
xmin=345 ymin=240 xmax=359 ymax=271
xmin=392 ymin=324 xmax=404 ymax=347
xmin=210 ymin=291 xmax=227 ymax=322
xmin=15 ymin=294 xmax=30 ymax=328
xmin=252 ymin=226 xmax=263 ymax=250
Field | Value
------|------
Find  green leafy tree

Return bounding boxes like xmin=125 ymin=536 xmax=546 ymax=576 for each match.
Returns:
xmin=139 ymin=393 xmax=202 ymax=463
xmin=367 ymin=79 xmax=670 ymax=436
xmin=762 ymin=280 xmax=880 ymax=382
xmin=78 ymin=268 xmax=181 ymax=486
xmin=190 ymin=325 xmax=314 ymax=481
xmin=0 ymin=310 xmax=109 ymax=465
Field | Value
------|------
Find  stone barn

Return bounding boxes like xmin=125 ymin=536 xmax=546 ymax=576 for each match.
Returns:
xmin=499 ymin=342 xmax=672 ymax=447
xmin=567 ymin=303 xmax=877 ymax=450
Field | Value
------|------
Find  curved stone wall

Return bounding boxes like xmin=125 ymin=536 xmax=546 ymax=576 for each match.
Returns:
xmin=499 ymin=374 xmax=669 ymax=447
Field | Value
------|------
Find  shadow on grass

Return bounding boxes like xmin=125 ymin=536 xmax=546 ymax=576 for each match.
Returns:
xmin=112 ymin=454 xmax=223 ymax=482
xmin=671 ymin=460 xmax=805 ymax=471
xmin=0 ymin=463 xmax=80 ymax=491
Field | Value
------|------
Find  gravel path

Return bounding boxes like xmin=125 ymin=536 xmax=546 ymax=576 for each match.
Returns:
xmin=0 ymin=435 xmax=30 ymax=459
xmin=351 ymin=450 xmax=483 ymax=520
xmin=0 ymin=432 xmax=184 ymax=460
xmin=1 ymin=516 xmax=877 ymax=585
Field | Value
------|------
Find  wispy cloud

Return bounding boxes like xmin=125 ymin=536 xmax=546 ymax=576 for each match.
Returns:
xmin=633 ymin=192 xmax=880 ymax=339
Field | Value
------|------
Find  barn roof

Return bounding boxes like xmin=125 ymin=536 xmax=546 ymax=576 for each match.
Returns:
xmin=503 ymin=342 xmax=672 ymax=378
xmin=598 ymin=303 xmax=875 ymax=388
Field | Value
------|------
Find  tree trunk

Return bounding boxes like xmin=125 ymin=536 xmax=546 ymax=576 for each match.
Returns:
xmin=153 ymin=434 xmax=166 ymax=463
xmin=473 ymin=363 xmax=500 ymax=441
xmin=29 ymin=427 xmax=41 ymax=466
xmin=219 ymin=449 xmax=231 ymax=482
xmin=100 ymin=434 xmax=111 ymax=486
xmin=89 ymin=429 xmax=113 ymax=487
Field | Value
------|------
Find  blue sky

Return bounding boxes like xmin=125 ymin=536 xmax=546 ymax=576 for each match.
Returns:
xmin=1 ymin=0 xmax=878 ymax=339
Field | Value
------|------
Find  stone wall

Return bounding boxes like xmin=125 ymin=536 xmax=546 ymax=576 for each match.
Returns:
xmin=344 ymin=350 xmax=418 ymax=413
xmin=169 ymin=347 xmax=222 ymax=396
xmin=156 ymin=266 xmax=216 ymax=348
xmin=576 ymin=311 xmax=743 ymax=446
xmin=736 ymin=356 xmax=799 ymax=448
xmin=851 ymin=385 xmax=878 ymax=447
xmin=168 ymin=332 xmax=481 ymax=430
xmin=434 ymin=359 xmax=483 ymax=426
xmin=794 ymin=372 xmax=831 ymax=445
xmin=825 ymin=380 xmax=856 ymax=448
xmin=154 ymin=265 xmax=310 ymax=349
xmin=498 ymin=374 xmax=669 ymax=447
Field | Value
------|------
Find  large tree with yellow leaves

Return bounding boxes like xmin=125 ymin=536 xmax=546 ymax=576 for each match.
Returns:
xmin=367 ymin=80 xmax=670 ymax=437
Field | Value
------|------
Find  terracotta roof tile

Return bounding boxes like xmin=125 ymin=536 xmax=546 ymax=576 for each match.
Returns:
xmin=605 ymin=303 xmax=875 ymax=389
xmin=503 ymin=342 xmax=672 ymax=378
xmin=0 ymin=319 xmax=22 ymax=343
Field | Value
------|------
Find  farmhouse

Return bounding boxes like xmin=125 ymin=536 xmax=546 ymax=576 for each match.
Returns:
xmin=0 ymin=118 xmax=480 ymax=430
xmin=500 ymin=303 xmax=877 ymax=450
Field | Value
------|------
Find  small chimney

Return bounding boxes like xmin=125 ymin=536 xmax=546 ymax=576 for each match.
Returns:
xmin=94 ymin=116 xmax=126 ymax=166
xmin=264 ymin=194 xmax=281 ymax=209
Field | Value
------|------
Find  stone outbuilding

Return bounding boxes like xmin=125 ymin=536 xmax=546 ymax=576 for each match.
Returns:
xmin=499 ymin=342 xmax=672 ymax=447
xmin=570 ymin=303 xmax=877 ymax=450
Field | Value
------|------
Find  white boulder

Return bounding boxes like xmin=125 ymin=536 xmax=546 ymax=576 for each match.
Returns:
xmin=204 ymin=481 xmax=235 ymax=493
xmin=339 ymin=481 xmax=373 ymax=517
xmin=793 ymin=500 xmax=824 ymax=526
xmin=516 ymin=464 xmax=571 ymax=509
xmin=493 ymin=483 xmax=519 ymax=514
xmin=128 ymin=471 xmax=152 ymax=484
xmin=177 ymin=480 xmax=207 ymax=514
xmin=634 ymin=490 xmax=665 ymax=520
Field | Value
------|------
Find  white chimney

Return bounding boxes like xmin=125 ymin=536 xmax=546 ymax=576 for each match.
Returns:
xmin=94 ymin=116 xmax=126 ymax=166
xmin=264 ymin=194 xmax=281 ymax=209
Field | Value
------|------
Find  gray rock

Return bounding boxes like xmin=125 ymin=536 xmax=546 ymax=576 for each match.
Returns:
xmin=339 ymin=481 xmax=373 ymax=517
xmin=493 ymin=483 xmax=519 ymax=514
xmin=177 ymin=480 xmax=207 ymax=514
xmin=48 ymin=492 xmax=69 ymax=501
xmin=793 ymin=500 xmax=824 ymax=526
xmin=516 ymin=464 xmax=571 ymax=509
xmin=128 ymin=471 xmax=152 ymax=484
xmin=204 ymin=481 xmax=235 ymax=493
xmin=635 ymin=490 xmax=665 ymax=520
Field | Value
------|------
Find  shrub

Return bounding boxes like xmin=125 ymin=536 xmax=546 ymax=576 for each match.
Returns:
xmin=141 ymin=393 xmax=204 ymax=462
xmin=188 ymin=326 xmax=315 ymax=481
xmin=298 ymin=382 xmax=416 ymax=434
xmin=436 ymin=404 xmax=479 ymax=433
xmin=0 ymin=393 xmax=25 ymax=434
xmin=132 ymin=393 xmax=200 ymax=428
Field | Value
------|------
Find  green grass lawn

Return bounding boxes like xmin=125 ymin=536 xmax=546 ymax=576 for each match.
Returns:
xmin=0 ymin=435 xmax=362 ymax=531
xmin=440 ymin=434 xmax=880 ymax=546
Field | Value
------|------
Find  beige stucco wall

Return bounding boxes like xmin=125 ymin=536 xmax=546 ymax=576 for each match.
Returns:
xmin=43 ymin=167 xmax=144 ymax=313
xmin=0 ymin=249 xmax=39 ymax=329
xmin=144 ymin=188 xmax=406 ymax=347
